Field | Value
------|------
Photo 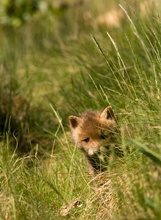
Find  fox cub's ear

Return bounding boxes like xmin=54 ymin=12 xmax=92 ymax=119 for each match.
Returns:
xmin=100 ymin=106 xmax=116 ymax=120
xmin=69 ymin=116 xmax=82 ymax=129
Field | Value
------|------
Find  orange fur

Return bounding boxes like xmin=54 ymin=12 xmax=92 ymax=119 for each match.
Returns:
xmin=69 ymin=106 xmax=123 ymax=175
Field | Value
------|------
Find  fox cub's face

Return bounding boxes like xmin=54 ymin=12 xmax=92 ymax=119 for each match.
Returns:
xmin=69 ymin=106 xmax=118 ymax=156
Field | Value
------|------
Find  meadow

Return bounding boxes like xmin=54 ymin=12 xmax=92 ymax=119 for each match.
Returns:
xmin=0 ymin=0 xmax=161 ymax=219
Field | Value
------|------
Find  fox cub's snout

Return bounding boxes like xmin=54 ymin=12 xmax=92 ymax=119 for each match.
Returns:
xmin=69 ymin=106 xmax=122 ymax=174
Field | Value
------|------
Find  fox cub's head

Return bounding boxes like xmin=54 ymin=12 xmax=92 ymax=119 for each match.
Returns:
xmin=69 ymin=106 xmax=118 ymax=156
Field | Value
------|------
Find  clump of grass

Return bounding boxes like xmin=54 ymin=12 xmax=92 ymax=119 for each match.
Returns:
xmin=0 ymin=1 xmax=161 ymax=219
xmin=0 ymin=130 xmax=92 ymax=219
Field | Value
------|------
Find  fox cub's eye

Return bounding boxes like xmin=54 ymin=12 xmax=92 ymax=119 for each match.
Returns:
xmin=100 ymin=134 xmax=107 ymax=139
xmin=83 ymin=137 xmax=90 ymax=143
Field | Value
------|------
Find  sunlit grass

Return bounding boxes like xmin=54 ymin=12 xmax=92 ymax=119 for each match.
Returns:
xmin=0 ymin=0 xmax=161 ymax=219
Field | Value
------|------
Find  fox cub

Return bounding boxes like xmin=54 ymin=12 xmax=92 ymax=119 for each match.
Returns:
xmin=69 ymin=106 xmax=123 ymax=175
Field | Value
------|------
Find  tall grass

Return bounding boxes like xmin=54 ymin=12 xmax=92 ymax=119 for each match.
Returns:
xmin=0 ymin=0 xmax=161 ymax=219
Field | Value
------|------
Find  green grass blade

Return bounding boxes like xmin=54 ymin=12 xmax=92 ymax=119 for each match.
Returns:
xmin=128 ymin=139 xmax=161 ymax=166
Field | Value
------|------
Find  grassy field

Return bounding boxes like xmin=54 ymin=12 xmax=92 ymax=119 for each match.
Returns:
xmin=0 ymin=0 xmax=161 ymax=219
